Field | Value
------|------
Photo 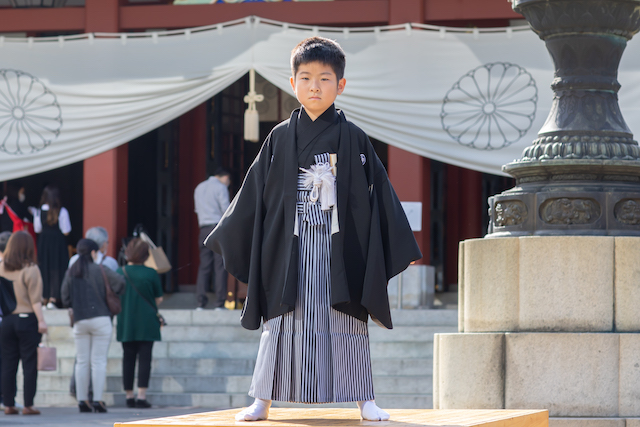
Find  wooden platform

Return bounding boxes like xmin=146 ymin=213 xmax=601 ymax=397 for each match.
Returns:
xmin=113 ymin=408 xmax=549 ymax=427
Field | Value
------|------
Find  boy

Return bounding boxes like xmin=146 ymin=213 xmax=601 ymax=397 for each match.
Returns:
xmin=206 ymin=37 xmax=421 ymax=421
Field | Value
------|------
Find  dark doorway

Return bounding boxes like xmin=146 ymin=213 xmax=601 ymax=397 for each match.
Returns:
xmin=207 ymin=75 xmax=255 ymax=196
xmin=127 ymin=119 xmax=180 ymax=292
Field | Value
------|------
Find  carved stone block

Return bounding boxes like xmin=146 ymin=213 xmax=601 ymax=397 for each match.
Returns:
xmin=518 ymin=236 xmax=614 ymax=331
xmin=434 ymin=333 xmax=505 ymax=410
xmin=539 ymin=197 xmax=600 ymax=225
xmin=462 ymin=238 xmax=519 ymax=332
xmin=505 ymin=333 xmax=619 ymax=416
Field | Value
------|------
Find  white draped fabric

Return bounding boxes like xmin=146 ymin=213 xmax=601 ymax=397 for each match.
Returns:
xmin=1 ymin=16 xmax=640 ymax=180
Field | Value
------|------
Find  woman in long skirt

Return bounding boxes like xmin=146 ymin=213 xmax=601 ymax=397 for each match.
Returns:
xmin=34 ymin=185 xmax=71 ymax=308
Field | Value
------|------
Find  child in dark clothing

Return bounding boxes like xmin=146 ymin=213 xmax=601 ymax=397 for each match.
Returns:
xmin=207 ymin=37 xmax=421 ymax=421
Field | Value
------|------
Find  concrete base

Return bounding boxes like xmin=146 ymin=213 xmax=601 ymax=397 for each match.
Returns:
xmin=434 ymin=331 xmax=640 ymax=416
xmin=388 ymin=264 xmax=435 ymax=309
xmin=458 ymin=236 xmax=640 ymax=332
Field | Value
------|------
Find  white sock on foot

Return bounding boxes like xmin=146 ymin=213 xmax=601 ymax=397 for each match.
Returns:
xmin=235 ymin=398 xmax=271 ymax=421
xmin=357 ymin=400 xmax=390 ymax=421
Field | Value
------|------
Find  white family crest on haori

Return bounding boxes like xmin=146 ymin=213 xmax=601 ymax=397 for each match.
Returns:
xmin=0 ymin=69 xmax=62 ymax=155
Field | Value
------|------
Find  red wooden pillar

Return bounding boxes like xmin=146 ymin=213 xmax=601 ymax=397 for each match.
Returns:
xmin=82 ymin=0 xmax=126 ymax=257
xmin=177 ymin=103 xmax=208 ymax=285
xmin=387 ymin=146 xmax=430 ymax=265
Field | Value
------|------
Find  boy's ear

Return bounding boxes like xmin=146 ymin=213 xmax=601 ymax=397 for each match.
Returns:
xmin=290 ymin=76 xmax=296 ymax=92
xmin=337 ymin=78 xmax=346 ymax=95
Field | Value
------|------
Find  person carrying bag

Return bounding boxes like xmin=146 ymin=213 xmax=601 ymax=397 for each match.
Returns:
xmin=116 ymin=238 xmax=163 ymax=409
xmin=61 ymin=239 xmax=125 ymax=413
xmin=0 ymin=231 xmax=48 ymax=416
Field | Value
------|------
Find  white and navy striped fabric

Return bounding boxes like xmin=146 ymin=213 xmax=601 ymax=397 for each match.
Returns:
xmin=248 ymin=153 xmax=375 ymax=404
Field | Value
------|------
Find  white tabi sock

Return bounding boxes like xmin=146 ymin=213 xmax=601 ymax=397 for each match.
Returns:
xmin=357 ymin=400 xmax=390 ymax=421
xmin=235 ymin=398 xmax=272 ymax=421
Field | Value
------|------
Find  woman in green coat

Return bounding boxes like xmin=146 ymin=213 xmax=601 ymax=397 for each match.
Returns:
xmin=117 ymin=238 xmax=163 ymax=409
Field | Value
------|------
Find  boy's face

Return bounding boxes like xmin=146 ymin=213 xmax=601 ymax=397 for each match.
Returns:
xmin=290 ymin=61 xmax=346 ymax=121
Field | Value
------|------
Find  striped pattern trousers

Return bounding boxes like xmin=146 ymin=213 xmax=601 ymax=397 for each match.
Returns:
xmin=248 ymin=153 xmax=375 ymax=403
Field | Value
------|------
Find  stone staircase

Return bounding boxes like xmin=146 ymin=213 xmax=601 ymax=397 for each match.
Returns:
xmin=20 ymin=308 xmax=457 ymax=409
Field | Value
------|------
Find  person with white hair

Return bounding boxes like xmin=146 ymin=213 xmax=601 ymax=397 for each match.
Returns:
xmin=69 ymin=227 xmax=118 ymax=271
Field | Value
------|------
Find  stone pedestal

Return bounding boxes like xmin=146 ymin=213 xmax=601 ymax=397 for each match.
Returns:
xmin=434 ymin=236 xmax=640 ymax=426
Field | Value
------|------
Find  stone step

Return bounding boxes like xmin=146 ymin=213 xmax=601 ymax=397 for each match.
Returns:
xmin=42 ymin=308 xmax=458 ymax=328
xmin=26 ymin=391 xmax=252 ymax=409
xmin=370 ymin=341 xmax=433 ymax=358
xmin=388 ymin=309 xmax=457 ymax=327
xmin=27 ymin=374 xmax=254 ymax=394
xmin=49 ymin=340 xmax=431 ymax=360
xmin=47 ymin=340 xmax=262 ymax=359
xmin=46 ymin=323 xmax=457 ymax=345
xmin=52 ymin=356 xmax=431 ymax=377
xmin=371 ymin=358 xmax=432 ymax=376
xmin=368 ymin=326 xmax=458 ymax=342
xmin=28 ymin=373 xmax=432 ymax=396
xmin=35 ymin=307 xmax=448 ymax=410
xmin=55 ymin=356 xmax=258 ymax=376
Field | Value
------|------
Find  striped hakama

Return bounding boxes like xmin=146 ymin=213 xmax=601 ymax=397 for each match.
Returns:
xmin=248 ymin=153 xmax=375 ymax=404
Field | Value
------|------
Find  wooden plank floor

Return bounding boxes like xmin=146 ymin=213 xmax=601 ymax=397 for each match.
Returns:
xmin=114 ymin=408 xmax=548 ymax=427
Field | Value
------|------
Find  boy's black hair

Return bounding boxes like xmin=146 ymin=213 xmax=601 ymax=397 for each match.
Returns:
xmin=291 ymin=36 xmax=346 ymax=81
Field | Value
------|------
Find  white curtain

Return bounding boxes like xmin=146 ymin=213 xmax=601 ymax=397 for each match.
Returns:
xmin=1 ymin=17 xmax=639 ymax=180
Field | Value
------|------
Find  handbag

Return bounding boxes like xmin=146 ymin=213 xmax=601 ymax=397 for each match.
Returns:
xmin=123 ymin=267 xmax=167 ymax=327
xmin=98 ymin=265 xmax=121 ymax=316
xmin=37 ymin=334 xmax=57 ymax=371
xmin=139 ymin=232 xmax=172 ymax=274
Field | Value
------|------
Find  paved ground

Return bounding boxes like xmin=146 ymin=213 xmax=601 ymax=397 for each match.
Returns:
xmin=0 ymin=406 xmax=224 ymax=426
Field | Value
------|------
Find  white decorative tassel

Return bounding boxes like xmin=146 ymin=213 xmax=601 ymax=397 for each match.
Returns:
xmin=243 ymin=68 xmax=264 ymax=142
xmin=244 ymin=108 xmax=259 ymax=142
